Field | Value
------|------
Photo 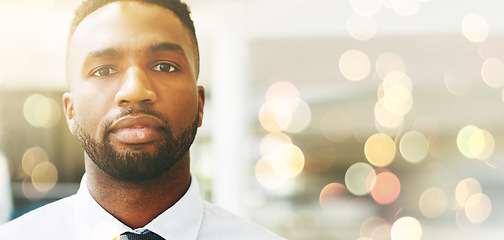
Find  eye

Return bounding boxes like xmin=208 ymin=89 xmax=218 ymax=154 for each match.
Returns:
xmin=152 ymin=62 xmax=179 ymax=73
xmin=91 ymin=67 xmax=117 ymax=77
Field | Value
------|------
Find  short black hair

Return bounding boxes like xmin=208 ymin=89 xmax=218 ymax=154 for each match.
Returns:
xmin=69 ymin=0 xmax=199 ymax=77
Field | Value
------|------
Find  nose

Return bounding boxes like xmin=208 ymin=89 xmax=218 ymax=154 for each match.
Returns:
xmin=115 ymin=67 xmax=157 ymax=106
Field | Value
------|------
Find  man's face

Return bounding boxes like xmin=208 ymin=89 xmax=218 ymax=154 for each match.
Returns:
xmin=63 ymin=1 xmax=204 ymax=181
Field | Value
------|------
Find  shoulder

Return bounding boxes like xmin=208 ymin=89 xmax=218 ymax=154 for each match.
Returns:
xmin=199 ymin=201 xmax=286 ymax=240
xmin=0 ymin=195 xmax=76 ymax=238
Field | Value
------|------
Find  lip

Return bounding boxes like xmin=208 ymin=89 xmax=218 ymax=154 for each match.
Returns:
xmin=108 ymin=115 xmax=165 ymax=145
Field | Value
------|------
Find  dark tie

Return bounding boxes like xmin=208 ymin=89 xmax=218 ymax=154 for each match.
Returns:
xmin=118 ymin=231 xmax=165 ymax=240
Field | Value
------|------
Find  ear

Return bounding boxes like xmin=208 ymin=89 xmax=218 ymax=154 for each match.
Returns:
xmin=197 ymin=86 xmax=205 ymax=127
xmin=63 ymin=92 xmax=77 ymax=135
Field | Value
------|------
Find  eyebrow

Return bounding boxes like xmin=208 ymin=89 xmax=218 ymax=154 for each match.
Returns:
xmin=83 ymin=42 xmax=185 ymax=67
xmin=148 ymin=42 xmax=184 ymax=54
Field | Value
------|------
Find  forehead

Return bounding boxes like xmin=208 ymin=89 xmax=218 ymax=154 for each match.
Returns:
xmin=68 ymin=1 xmax=195 ymax=69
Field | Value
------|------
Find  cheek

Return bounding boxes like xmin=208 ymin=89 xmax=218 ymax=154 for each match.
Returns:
xmin=161 ymin=88 xmax=199 ymax=122
xmin=73 ymin=93 xmax=114 ymax=135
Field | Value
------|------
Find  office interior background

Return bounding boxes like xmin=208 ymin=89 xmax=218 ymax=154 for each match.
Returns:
xmin=1 ymin=0 xmax=504 ymax=239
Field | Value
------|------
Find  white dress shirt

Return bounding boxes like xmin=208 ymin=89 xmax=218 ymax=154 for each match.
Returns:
xmin=0 ymin=174 xmax=285 ymax=240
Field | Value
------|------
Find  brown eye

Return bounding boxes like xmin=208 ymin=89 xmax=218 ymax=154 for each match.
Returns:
xmin=153 ymin=62 xmax=178 ymax=73
xmin=92 ymin=67 xmax=117 ymax=77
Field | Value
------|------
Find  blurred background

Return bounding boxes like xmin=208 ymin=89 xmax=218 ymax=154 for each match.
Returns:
xmin=1 ymin=0 xmax=504 ymax=239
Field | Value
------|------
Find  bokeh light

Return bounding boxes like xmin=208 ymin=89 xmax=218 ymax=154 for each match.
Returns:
xmin=260 ymin=132 xmax=292 ymax=157
xmin=370 ymin=223 xmax=391 ymax=240
xmin=370 ymin=171 xmax=401 ymax=205
xmin=31 ymin=161 xmax=58 ymax=192
xmin=21 ymin=146 xmax=49 ymax=176
xmin=270 ymin=144 xmax=305 ymax=178
xmin=383 ymin=84 xmax=412 ymax=115
xmin=319 ymin=182 xmax=349 ymax=209
xmin=360 ymin=217 xmax=388 ymax=238
xmin=444 ymin=70 xmax=472 ymax=96
xmin=339 ymin=50 xmax=371 ymax=81
xmin=457 ymin=125 xmax=480 ymax=159
xmin=255 ymin=156 xmax=288 ymax=189
xmin=320 ymin=110 xmax=353 ymax=142
xmin=365 ymin=133 xmax=396 ymax=167
xmin=464 ymin=193 xmax=491 ymax=224
xmin=383 ymin=71 xmax=412 ymax=94
xmin=375 ymin=98 xmax=404 ymax=129
xmin=259 ymin=100 xmax=291 ymax=132
xmin=391 ymin=0 xmax=421 ymax=17
xmin=477 ymin=37 xmax=504 ymax=59
xmin=260 ymin=81 xmax=304 ymax=133
xmin=265 ymin=81 xmax=300 ymax=109
xmin=456 ymin=178 xmax=482 ymax=207
xmin=399 ymin=130 xmax=429 ymax=163
xmin=481 ymin=58 xmax=504 ymax=88
xmin=469 ymin=128 xmax=494 ymax=160
xmin=345 ymin=162 xmax=376 ymax=196
xmin=23 ymin=94 xmax=61 ymax=128
xmin=461 ymin=14 xmax=489 ymax=43
xmin=419 ymin=187 xmax=448 ymax=218
xmin=349 ymin=0 xmax=382 ymax=17
xmin=456 ymin=207 xmax=479 ymax=232
xmin=22 ymin=177 xmax=45 ymax=201
xmin=391 ymin=216 xmax=422 ymax=240
xmin=284 ymin=99 xmax=311 ymax=133
xmin=376 ymin=53 xmax=406 ymax=80
xmin=347 ymin=14 xmax=378 ymax=41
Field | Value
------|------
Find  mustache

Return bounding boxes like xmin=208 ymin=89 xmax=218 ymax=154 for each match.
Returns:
xmin=102 ymin=105 xmax=171 ymax=133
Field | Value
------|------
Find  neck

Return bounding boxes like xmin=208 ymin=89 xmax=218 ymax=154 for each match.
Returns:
xmin=85 ymin=154 xmax=191 ymax=229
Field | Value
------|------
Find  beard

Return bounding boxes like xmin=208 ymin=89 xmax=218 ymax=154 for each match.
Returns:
xmin=76 ymin=105 xmax=199 ymax=181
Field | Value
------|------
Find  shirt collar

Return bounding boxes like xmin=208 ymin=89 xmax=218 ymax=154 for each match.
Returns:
xmin=73 ymin=174 xmax=203 ymax=240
